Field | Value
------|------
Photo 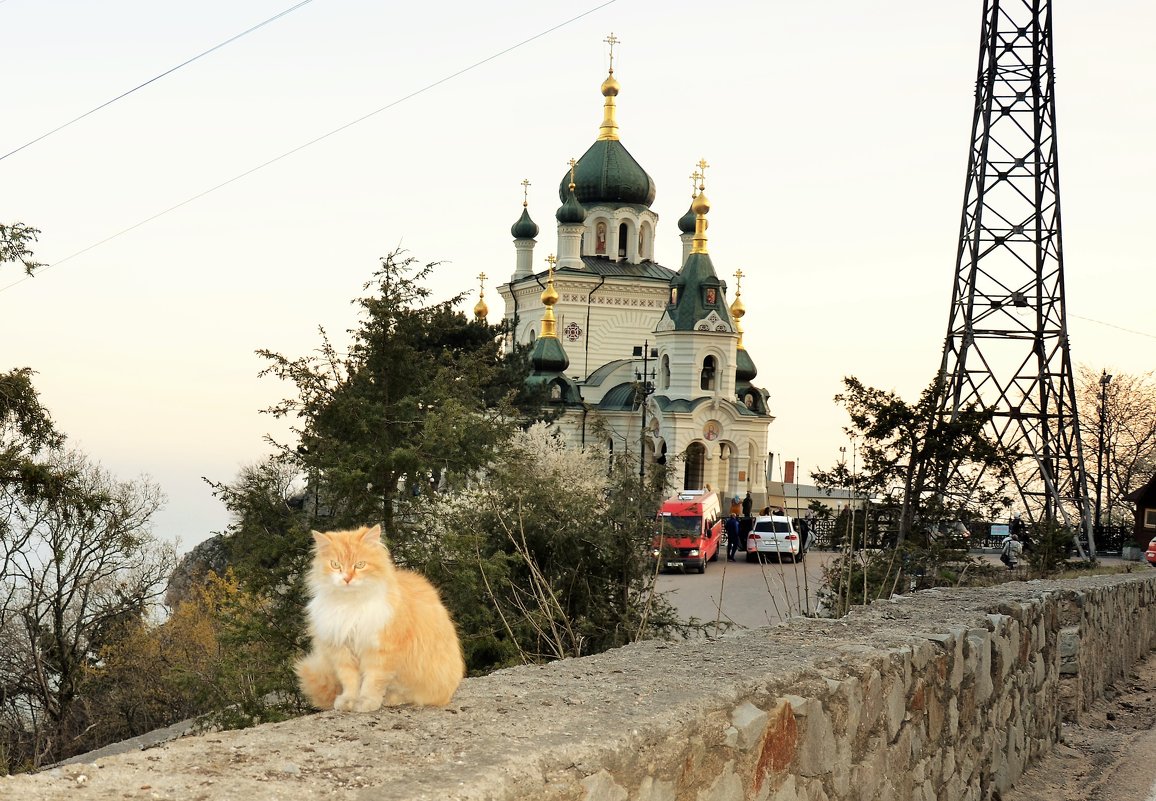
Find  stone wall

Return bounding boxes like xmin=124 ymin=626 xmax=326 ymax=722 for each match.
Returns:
xmin=6 ymin=573 xmax=1156 ymax=801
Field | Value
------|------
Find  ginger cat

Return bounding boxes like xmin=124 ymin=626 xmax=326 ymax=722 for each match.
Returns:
xmin=295 ymin=524 xmax=465 ymax=711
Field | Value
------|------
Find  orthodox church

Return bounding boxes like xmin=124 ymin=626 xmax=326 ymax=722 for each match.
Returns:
xmin=486 ymin=42 xmax=774 ymax=509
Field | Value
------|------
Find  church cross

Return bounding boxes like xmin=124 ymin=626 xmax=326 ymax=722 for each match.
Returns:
xmin=733 ymin=269 xmax=744 ymax=294
xmin=568 ymin=158 xmax=577 ymax=189
xmin=691 ymin=168 xmax=703 ymax=193
xmin=604 ymin=33 xmax=620 ymax=72
xmin=520 ymin=179 xmax=530 ymax=206
xmin=697 ymin=158 xmax=710 ymax=189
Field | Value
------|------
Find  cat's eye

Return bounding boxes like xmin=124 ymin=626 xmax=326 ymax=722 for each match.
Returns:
xmin=329 ymin=560 xmax=341 ymax=570
xmin=354 ymin=561 xmax=367 ymax=569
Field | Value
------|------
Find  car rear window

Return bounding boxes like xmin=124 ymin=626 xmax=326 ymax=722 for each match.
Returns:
xmin=753 ymin=519 xmax=792 ymax=533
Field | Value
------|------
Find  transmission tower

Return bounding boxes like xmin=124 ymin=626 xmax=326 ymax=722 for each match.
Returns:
xmin=936 ymin=0 xmax=1094 ymax=554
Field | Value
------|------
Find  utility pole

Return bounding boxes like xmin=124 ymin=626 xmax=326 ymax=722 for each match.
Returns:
xmin=1095 ymin=370 xmax=1112 ymax=531
xmin=633 ymin=341 xmax=657 ymax=483
xmin=934 ymin=0 xmax=1094 ymax=557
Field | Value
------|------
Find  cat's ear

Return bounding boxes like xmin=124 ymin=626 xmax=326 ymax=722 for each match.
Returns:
xmin=360 ymin=524 xmax=383 ymax=545
xmin=311 ymin=530 xmax=330 ymax=549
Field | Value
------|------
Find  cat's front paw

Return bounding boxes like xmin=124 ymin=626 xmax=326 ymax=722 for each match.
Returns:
xmin=333 ymin=693 xmax=357 ymax=711
xmin=352 ymin=695 xmax=383 ymax=713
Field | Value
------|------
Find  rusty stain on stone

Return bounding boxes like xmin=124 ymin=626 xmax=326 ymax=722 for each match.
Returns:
xmin=753 ymin=700 xmax=797 ymax=795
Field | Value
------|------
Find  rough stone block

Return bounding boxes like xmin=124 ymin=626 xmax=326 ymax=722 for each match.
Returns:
xmin=582 ymin=769 xmax=628 ymax=801
xmin=729 ymin=702 xmax=769 ymax=751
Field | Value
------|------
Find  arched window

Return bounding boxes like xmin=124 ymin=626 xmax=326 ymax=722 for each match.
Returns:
xmin=684 ymin=443 xmax=706 ymax=490
xmin=618 ymin=223 xmax=628 ymax=259
xmin=700 ymin=355 xmax=717 ymax=390
xmin=660 ymin=354 xmax=670 ymax=389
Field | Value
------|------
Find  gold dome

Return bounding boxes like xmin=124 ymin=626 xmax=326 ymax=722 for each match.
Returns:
xmin=691 ymin=191 xmax=710 ymax=216
xmin=601 ymin=73 xmax=620 ymax=97
xmin=730 ymin=294 xmax=745 ymax=320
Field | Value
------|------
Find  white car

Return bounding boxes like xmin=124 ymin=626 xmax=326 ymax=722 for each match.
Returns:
xmin=746 ymin=514 xmax=805 ymax=563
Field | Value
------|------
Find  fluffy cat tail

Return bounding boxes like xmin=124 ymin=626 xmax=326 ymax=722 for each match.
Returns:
xmin=295 ymin=652 xmax=339 ymax=710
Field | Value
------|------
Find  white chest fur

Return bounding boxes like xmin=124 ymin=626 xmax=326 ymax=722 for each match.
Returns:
xmin=307 ymin=584 xmax=394 ymax=653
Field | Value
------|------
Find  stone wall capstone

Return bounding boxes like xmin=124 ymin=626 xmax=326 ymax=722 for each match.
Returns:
xmin=6 ymin=572 xmax=1155 ymax=801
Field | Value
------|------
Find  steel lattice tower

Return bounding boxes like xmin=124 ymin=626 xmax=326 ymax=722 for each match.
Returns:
xmin=936 ymin=0 xmax=1093 ymax=553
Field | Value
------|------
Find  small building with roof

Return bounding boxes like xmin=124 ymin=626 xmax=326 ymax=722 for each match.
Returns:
xmin=492 ymin=39 xmax=775 ymax=509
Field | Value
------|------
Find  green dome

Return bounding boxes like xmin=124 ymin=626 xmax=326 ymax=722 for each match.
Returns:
xmin=556 ymin=187 xmax=586 ymax=225
xmin=530 ymin=335 xmax=570 ymax=374
xmin=677 ymin=202 xmax=696 ymax=234
xmin=511 ymin=207 xmax=539 ymax=239
xmin=736 ymin=347 xmax=757 ymax=383
xmin=558 ymin=139 xmax=656 ymax=208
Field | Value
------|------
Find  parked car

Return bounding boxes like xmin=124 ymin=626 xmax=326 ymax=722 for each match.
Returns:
xmin=1146 ymin=537 xmax=1156 ymax=566
xmin=746 ymin=514 xmax=805 ymax=563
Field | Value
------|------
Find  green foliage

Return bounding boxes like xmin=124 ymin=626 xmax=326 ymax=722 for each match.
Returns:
xmin=819 ymin=539 xmax=976 ymax=617
xmin=1024 ymin=520 xmax=1077 ymax=574
xmin=812 ymin=374 xmax=1012 ymax=545
xmin=256 ymin=250 xmax=531 ymax=530
xmin=404 ymin=424 xmax=685 ymax=672
xmin=0 ymin=222 xmax=42 ymax=276
xmin=0 ymin=368 xmax=65 ymax=499
xmin=201 ymin=250 xmax=541 ymax=707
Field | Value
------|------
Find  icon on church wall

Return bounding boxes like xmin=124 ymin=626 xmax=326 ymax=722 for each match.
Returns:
xmin=705 ymin=288 xmax=716 ymax=305
xmin=563 ymin=322 xmax=583 ymax=342
xmin=703 ymin=420 xmax=721 ymax=441
xmin=670 ymin=287 xmax=678 ymax=305
xmin=596 ymin=221 xmax=607 ymax=254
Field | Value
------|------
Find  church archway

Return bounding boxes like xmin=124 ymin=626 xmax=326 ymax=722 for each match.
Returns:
xmin=700 ymin=356 xmax=717 ymax=390
xmin=684 ymin=442 xmax=706 ymax=490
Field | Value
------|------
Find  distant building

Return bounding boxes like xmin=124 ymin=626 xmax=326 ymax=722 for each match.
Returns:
xmin=768 ymin=483 xmax=865 ymax=519
xmin=492 ymin=47 xmax=774 ymax=508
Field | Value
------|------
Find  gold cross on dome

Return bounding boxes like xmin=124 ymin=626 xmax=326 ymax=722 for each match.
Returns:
xmin=477 ymin=272 xmax=487 ymax=291
xmin=604 ymin=33 xmax=620 ymax=72
xmin=520 ymin=179 xmax=530 ymax=206
xmin=546 ymin=254 xmax=557 ymax=274
xmin=697 ymin=158 xmax=710 ymax=189
xmin=568 ymin=158 xmax=577 ymax=188
xmin=733 ymin=269 xmax=744 ymax=295
xmin=691 ymin=169 xmax=703 ymax=193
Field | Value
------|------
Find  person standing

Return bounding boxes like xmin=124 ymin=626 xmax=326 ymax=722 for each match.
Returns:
xmin=742 ymin=491 xmax=753 ymax=518
xmin=725 ymin=513 xmax=742 ymax=561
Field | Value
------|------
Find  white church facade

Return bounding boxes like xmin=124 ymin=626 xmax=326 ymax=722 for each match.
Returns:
xmin=491 ymin=47 xmax=775 ymax=510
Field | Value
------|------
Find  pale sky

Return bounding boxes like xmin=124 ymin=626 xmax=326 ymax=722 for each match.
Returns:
xmin=3 ymin=1 xmax=1154 ymax=554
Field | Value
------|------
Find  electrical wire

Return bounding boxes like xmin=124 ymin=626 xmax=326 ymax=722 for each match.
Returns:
xmin=1072 ymin=315 xmax=1156 ymax=341
xmin=0 ymin=0 xmax=618 ymax=294
xmin=0 ymin=0 xmax=318 ymax=164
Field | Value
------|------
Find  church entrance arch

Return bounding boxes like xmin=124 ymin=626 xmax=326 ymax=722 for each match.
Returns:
xmin=684 ymin=442 xmax=706 ymax=490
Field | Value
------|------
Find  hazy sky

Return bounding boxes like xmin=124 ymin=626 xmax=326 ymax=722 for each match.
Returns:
xmin=3 ymin=1 xmax=1154 ymax=554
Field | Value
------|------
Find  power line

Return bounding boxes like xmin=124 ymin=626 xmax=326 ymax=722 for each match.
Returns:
xmin=0 ymin=0 xmax=618 ymax=294
xmin=1072 ymin=314 xmax=1156 ymax=341
xmin=0 ymin=0 xmax=318 ymax=163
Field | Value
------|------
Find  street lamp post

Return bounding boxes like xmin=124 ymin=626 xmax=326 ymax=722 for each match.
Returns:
xmin=1095 ymin=370 xmax=1113 ymax=532
xmin=633 ymin=341 xmax=658 ymax=483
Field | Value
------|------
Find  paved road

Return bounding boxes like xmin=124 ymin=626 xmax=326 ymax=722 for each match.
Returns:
xmin=657 ymin=549 xmax=1144 ymax=635
xmin=654 ymin=550 xmax=839 ymax=634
